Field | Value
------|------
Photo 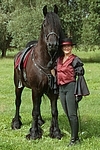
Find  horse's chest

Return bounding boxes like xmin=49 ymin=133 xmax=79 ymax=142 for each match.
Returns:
xmin=24 ymin=56 xmax=50 ymax=89
xmin=25 ymin=68 xmax=48 ymax=88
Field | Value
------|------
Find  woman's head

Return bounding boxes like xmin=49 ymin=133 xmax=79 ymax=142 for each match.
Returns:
xmin=60 ymin=38 xmax=75 ymax=46
xmin=60 ymin=38 xmax=75 ymax=55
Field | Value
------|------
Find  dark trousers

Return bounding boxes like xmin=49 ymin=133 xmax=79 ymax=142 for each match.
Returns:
xmin=59 ymin=82 xmax=79 ymax=140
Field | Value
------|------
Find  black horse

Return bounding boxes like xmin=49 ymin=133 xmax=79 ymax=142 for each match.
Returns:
xmin=11 ymin=5 xmax=65 ymax=140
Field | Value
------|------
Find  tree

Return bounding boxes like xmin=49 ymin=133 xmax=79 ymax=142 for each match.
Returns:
xmin=7 ymin=0 xmax=61 ymax=49
xmin=0 ymin=0 xmax=100 ymax=57
xmin=81 ymin=0 xmax=100 ymax=46
xmin=0 ymin=0 xmax=15 ymax=57
xmin=59 ymin=0 xmax=83 ymax=44
xmin=0 ymin=13 xmax=12 ymax=57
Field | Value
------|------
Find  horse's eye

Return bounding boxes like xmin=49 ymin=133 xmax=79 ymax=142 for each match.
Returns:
xmin=43 ymin=22 xmax=46 ymax=28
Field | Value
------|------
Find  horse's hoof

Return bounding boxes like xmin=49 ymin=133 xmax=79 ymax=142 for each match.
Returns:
xmin=56 ymin=133 xmax=63 ymax=140
xmin=49 ymin=128 xmax=62 ymax=140
xmin=50 ymin=133 xmax=62 ymax=140
xmin=26 ymin=134 xmax=36 ymax=140
xmin=11 ymin=118 xmax=22 ymax=130
xmin=26 ymin=133 xmax=42 ymax=140
xmin=26 ymin=134 xmax=42 ymax=140
xmin=26 ymin=127 xmax=43 ymax=140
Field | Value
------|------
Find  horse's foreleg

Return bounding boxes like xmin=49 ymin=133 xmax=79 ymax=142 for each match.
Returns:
xmin=26 ymin=91 xmax=43 ymax=140
xmin=48 ymin=93 xmax=62 ymax=139
xmin=11 ymin=87 xmax=24 ymax=129
xmin=38 ymin=114 xmax=45 ymax=126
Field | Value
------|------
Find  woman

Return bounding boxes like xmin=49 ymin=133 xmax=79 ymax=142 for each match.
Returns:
xmin=53 ymin=38 xmax=89 ymax=146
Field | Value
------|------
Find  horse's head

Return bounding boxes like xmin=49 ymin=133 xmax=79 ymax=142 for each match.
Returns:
xmin=42 ymin=5 xmax=62 ymax=58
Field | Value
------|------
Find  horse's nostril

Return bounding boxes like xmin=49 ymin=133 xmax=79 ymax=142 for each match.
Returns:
xmin=49 ymin=43 xmax=52 ymax=47
xmin=48 ymin=42 xmax=58 ymax=48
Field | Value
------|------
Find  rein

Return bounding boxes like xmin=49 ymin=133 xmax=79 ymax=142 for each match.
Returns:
xmin=47 ymin=51 xmax=57 ymax=68
xmin=32 ymin=50 xmax=52 ymax=80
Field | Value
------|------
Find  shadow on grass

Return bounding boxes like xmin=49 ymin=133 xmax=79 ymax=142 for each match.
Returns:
xmin=82 ymin=58 xmax=100 ymax=63
xmin=79 ymin=116 xmax=100 ymax=139
xmin=9 ymin=114 xmax=100 ymax=141
xmin=21 ymin=113 xmax=100 ymax=137
xmin=59 ymin=114 xmax=100 ymax=139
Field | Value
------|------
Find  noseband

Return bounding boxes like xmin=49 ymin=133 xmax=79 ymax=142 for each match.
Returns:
xmin=46 ymin=31 xmax=59 ymax=40
xmin=45 ymin=31 xmax=59 ymax=68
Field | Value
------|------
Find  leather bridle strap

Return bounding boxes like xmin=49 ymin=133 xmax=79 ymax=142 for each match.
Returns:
xmin=46 ymin=31 xmax=59 ymax=40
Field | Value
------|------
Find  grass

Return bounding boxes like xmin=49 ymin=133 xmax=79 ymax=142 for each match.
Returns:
xmin=73 ymin=48 xmax=100 ymax=63
xmin=0 ymin=50 xmax=100 ymax=150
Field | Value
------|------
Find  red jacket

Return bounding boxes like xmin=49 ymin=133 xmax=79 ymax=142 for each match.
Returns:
xmin=57 ymin=54 xmax=76 ymax=85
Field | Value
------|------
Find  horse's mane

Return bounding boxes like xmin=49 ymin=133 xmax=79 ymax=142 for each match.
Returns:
xmin=45 ymin=12 xmax=61 ymax=27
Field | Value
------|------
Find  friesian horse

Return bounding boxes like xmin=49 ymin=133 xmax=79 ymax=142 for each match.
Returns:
xmin=11 ymin=5 xmax=65 ymax=140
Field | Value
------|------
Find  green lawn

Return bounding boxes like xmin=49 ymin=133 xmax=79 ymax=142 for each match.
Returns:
xmin=0 ymin=50 xmax=100 ymax=150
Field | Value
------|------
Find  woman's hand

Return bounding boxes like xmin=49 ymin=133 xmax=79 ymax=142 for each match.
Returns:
xmin=51 ymin=69 xmax=56 ymax=77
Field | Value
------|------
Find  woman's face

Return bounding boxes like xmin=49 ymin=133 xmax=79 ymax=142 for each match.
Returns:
xmin=62 ymin=45 xmax=73 ymax=55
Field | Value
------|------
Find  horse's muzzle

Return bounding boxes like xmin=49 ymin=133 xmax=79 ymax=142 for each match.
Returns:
xmin=47 ymin=41 xmax=59 ymax=51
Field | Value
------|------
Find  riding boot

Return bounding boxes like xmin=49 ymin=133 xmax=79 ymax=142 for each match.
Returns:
xmin=68 ymin=118 xmax=80 ymax=147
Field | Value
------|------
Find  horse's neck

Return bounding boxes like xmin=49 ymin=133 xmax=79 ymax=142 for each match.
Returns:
xmin=34 ymin=41 xmax=50 ymax=66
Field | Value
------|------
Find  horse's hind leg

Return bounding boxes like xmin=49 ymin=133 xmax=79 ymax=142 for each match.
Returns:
xmin=11 ymin=87 xmax=24 ymax=129
xmin=38 ymin=113 xmax=45 ymax=126
xmin=47 ymin=91 xmax=62 ymax=139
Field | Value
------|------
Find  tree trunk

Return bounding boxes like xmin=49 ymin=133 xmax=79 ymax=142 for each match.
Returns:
xmin=1 ymin=49 xmax=7 ymax=57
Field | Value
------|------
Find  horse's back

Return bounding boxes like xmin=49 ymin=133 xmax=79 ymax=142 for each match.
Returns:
xmin=26 ymin=40 xmax=38 ymax=48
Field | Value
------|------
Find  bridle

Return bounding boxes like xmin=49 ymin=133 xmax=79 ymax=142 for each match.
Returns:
xmin=44 ymin=31 xmax=60 ymax=68
xmin=31 ymin=18 xmax=60 ymax=82
xmin=45 ymin=31 xmax=59 ymax=41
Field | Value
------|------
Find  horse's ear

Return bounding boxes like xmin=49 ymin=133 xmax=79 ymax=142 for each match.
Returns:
xmin=43 ymin=5 xmax=47 ymax=17
xmin=54 ymin=5 xmax=58 ymax=14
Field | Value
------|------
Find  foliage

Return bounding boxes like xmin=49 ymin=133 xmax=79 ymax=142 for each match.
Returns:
xmin=0 ymin=12 xmax=12 ymax=57
xmin=81 ymin=0 xmax=100 ymax=46
xmin=0 ymin=13 xmax=8 ymax=48
xmin=59 ymin=0 xmax=83 ymax=42
xmin=0 ymin=0 xmax=100 ymax=57
xmin=7 ymin=7 xmax=42 ymax=49
xmin=0 ymin=0 xmax=15 ymax=57
xmin=1 ymin=51 xmax=100 ymax=149
xmin=7 ymin=0 xmax=62 ymax=49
